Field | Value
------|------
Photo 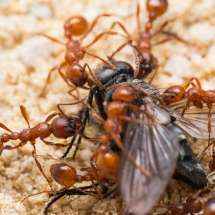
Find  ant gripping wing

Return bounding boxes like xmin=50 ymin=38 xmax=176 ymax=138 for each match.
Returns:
xmin=120 ymin=98 xmax=180 ymax=215
xmin=130 ymin=80 xmax=215 ymax=140
xmin=171 ymin=104 xmax=215 ymax=139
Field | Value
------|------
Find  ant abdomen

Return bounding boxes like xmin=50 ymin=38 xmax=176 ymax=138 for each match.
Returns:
xmin=65 ymin=65 xmax=87 ymax=87
xmin=64 ymin=16 xmax=88 ymax=38
xmin=147 ymin=0 xmax=168 ymax=21
xmin=50 ymin=163 xmax=77 ymax=187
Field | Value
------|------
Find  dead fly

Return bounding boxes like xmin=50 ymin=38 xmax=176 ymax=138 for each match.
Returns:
xmin=98 ymin=82 xmax=212 ymax=215
xmin=61 ymin=58 xmax=213 ymax=214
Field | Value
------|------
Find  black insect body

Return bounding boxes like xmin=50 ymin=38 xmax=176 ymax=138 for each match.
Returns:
xmin=61 ymin=60 xmax=136 ymax=157
xmin=175 ymin=137 xmax=207 ymax=189
xmin=96 ymin=60 xmax=134 ymax=86
xmin=59 ymin=58 xmax=211 ymax=214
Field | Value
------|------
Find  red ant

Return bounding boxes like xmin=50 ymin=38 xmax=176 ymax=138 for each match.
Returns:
xmin=0 ymin=105 xmax=83 ymax=189
xmin=91 ymin=84 xmax=151 ymax=177
xmin=109 ymin=0 xmax=190 ymax=81
xmin=162 ymin=77 xmax=215 ymax=165
xmin=43 ymin=128 xmax=125 ymax=214
xmin=40 ymin=14 xmax=118 ymax=96
xmin=24 ymin=152 xmax=119 ymax=214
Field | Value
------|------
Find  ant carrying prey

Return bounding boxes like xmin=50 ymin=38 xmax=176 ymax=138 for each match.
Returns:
xmin=60 ymin=54 xmax=210 ymax=214
xmin=162 ymin=77 xmax=215 ymax=169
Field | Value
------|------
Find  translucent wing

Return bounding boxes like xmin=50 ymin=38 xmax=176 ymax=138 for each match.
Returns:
xmin=130 ymin=80 xmax=215 ymax=139
xmin=120 ymin=99 xmax=180 ymax=215
xmin=172 ymin=104 xmax=215 ymax=139
xmin=131 ymin=79 xmax=163 ymax=97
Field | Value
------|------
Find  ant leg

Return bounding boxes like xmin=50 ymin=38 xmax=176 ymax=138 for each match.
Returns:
xmin=21 ymin=190 xmax=51 ymax=203
xmin=71 ymin=135 xmax=82 ymax=159
xmin=44 ymin=188 xmax=67 ymax=215
xmin=148 ymin=67 xmax=159 ymax=84
xmin=41 ymin=138 xmax=67 ymax=147
xmin=198 ymin=105 xmax=213 ymax=160
xmin=31 ymin=143 xmax=53 ymax=190
xmin=83 ymin=63 xmax=102 ymax=87
xmin=84 ymin=31 xmax=118 ymax=49
xmin=85 ymin=184 xmax=118 ymax=214
xmin=20 ymin=105 xmax=31 ymax=128
xmin=110 ymin=21 xmax=132 ymax=40
xmin=84 ymin=50 xmax=114 ymax=68
xmin=57 ymin=100 xmax=86 ymax=116
xmin=81 ymin=13 xmax=115 ymax=40
xmin=58 ymin=66 xmax=77 ymax=88
xmin=44 ymin=186 xmax=97 ymax=215
xmin=37 ymin=33 xmax=65 ymax=46
xmin=0 ymin=122 xmax=13 ymax=133
xmin=108 ymin=41 xmax=131 ymax=60
xmin=61 ymin=135 xmax=77 ymax=158
xmin=152 ymin=21 xmax=169 ymax=37
xmin=62 ymin=103 xmax=91 ymax=159
xmin=68 ymin=92 xmax=87 ymax=105
xmin=189 ymin=77 xmax=202 ymax=89
xmin=40 ymin=62 xmax=68 ymax=97
xmin=45 ymin=113 xmax=59 ymax=123
xmin=40 ymin=65 xmax=60 ymax=97
xmin=160 ymin=31 xmax=191 ymax=46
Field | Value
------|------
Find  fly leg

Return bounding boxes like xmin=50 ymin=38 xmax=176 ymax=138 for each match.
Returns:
xmin=43 ymin=185 xmax=99 ymax=215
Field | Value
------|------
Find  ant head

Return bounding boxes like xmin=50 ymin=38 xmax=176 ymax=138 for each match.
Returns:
xmin=96 ymin=61 xmax=134 ymax=86
xmin=163 ymin=86 xmax=185 ymax=105
xmin=64 ymin=16 xmax=88 ymax=39
xmin=65 ymin=64 xmax=87 ymax=87
xmin=136 ymin=53 xmax=158 ymax=79
xmin=50 ymin=163 xmax=77 ymax=187
xmin=50 ymin=116 xmax=81 ymax=139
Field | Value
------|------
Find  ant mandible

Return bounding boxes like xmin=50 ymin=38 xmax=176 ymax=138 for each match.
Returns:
xmin=40 ymin=14 xmax=118 ymax=96
xmin=0 ymin=105 xmax=83 ymax=189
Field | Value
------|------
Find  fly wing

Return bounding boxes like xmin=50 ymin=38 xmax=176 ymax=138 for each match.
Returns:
xmin=173 ymin=104 xmax=215 ymax=139
xmin=120 ymin=101 xmax=180 ymax=215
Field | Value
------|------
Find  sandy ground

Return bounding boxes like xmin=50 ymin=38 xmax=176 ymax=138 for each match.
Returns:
xmin=0 ymin=0 xmax=215 ymax=214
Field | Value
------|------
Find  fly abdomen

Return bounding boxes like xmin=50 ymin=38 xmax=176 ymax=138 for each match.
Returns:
xmin=166 ymin=124 xmax=207 ymax=188
xmin=175 ymin=136 xmax=208 ymax=189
